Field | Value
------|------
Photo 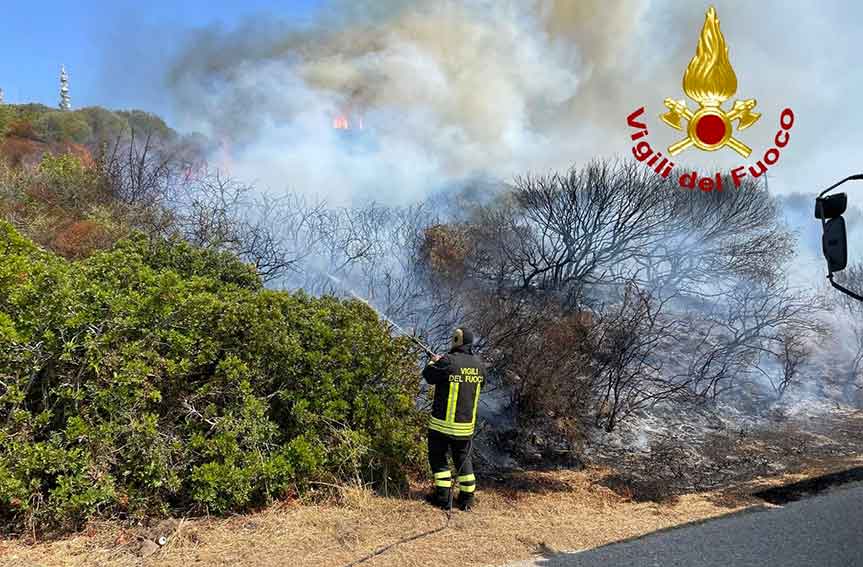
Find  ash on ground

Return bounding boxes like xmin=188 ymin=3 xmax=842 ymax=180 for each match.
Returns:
xmin=583 ymin=392 xmax=863 ymax=503
xmin=473 ymin=379 xmax=863 ymax=503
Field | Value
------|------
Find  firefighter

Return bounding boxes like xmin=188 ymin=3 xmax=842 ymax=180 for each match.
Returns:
xmin=422 ymin=327 xmax=487 ymax=511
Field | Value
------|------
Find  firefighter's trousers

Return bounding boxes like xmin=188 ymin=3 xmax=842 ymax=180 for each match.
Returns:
xmin=427 ymin=428 xmax=476 ymax=495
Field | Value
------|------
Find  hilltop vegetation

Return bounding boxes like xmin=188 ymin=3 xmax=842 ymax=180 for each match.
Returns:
xmin=0 ymin=103 xmax=232 ymax=265
xmin=0 ymin=103 xmax=178 ymax=148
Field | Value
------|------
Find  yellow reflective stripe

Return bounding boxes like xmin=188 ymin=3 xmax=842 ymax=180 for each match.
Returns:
xmin=430 ymin=380 xmax=482 ymax=437
xmin=429 ymin=417 xmax=474 ymax=431
xmin=433 ymin=471 xmax=452 ymax=479
xmin=430 ymin=422 xmax=473 ymax=433
xmin=429 ymin=415 xmax=475 ymax=429
xmin=435 ymin=479 xmax=452 ymax=487
xmin=459 ymin=483 xmax=476 ymax=493
xmin=446 ymin=383 xmax=460 ymax=422
xmin=471 ymin=384 xmax=481 ymax=425
xmin=457 ymin=474 xmax=475 ymax=483
xmin=429 ymin=417 xmax=475 ymax=436
xmin=445 ymin=384 xmax=456 ymax=421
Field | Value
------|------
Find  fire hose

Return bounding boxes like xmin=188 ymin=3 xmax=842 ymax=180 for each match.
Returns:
xmin=341 ymin=437 xmax=474 ymax=567
xmin=324 ymin=273 xmax=437 ymax=356
xmin=325 ymin=273 xmax=472 ymax=566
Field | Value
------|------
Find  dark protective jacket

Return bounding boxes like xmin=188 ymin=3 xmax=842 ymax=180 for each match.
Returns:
xmin=422 ymin=345 xmax=487 ymax=438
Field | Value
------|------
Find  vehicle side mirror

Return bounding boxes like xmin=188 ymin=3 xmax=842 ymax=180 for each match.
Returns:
xmin=815 ymin=193 xmax=847 ymax=219
xmin=817 ymin=175 xmax=863 ymax=302
xmin=822 ymin=216 xmax=847 ymax=273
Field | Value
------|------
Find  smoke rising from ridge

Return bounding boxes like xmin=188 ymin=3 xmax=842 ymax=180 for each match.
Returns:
xmin=164 ymin=0 xmax=863 ymax=206
xmin=155 ymin=1 xmax=863 ymax=417
xmin=166 ymin=0 xmax=647 ymax=204
xmin=160 ymin=0 xmax=863 ymax=303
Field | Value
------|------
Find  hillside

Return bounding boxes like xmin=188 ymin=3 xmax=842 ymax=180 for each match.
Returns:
xmin=0 ymin=104 xmax=179 ymax=157
xmin=0 ymin=103 xmax=216 ymax=261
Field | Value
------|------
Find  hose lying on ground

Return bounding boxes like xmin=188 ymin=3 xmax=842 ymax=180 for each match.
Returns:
xmin=341 ymin=438 xmax=473 ymax=567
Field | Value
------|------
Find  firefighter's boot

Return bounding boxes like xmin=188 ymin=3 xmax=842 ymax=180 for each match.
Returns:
xmin=424 ymin=486 xmax=452 ymax=510
xmin=425 ymin=470 xmax=452 ymax=510
xmin=457 ymin=491 xmax=475 ymax=511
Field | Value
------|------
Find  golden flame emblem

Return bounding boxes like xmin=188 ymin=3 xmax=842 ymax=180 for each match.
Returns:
xmin=661 ymin=6 xmax=760 ymax=157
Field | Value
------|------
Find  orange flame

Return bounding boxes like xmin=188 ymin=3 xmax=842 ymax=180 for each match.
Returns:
xmin=683 ymin=6 xmax=738 ymax=107
xmin=332 ymin=114 xmax=364 ymax=130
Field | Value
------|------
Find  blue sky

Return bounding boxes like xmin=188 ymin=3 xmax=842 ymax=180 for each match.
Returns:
xmin=0 ymin=0 xmax=321 ymax=121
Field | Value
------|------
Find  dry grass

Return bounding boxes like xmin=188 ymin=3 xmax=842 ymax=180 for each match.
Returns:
xmin=4 ymin=456 xmax=862 ymax=567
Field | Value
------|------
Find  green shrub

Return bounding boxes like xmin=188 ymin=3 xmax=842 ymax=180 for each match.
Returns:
xmin=33 ymin=112 xmax=93 ymax=145
xmin=116 ymin=110 xmax=176 ymax=142
xmin=0 ymin=222 xmax=425 ymax=534
xmin=0 ymin=106 xmax=16 ymax=138
xmin=37 ymin=152 xmax=95 ymax=188
xmin=77 ymin=107 xmax=129 ymax=143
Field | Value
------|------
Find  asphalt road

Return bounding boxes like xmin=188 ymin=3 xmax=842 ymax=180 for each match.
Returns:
xmin=505 ymin=481 xmax=863 ymax=567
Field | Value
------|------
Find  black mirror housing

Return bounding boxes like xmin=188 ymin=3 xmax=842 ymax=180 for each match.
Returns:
xmin=817 ymin=174 xmax=863 ymax=302
xmin=822 ymin=216 xmax=848 ymax=272
xmin=815 ymin=193 xmax=847 ymax=219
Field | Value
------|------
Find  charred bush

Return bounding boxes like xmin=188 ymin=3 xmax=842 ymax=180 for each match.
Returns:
xmin=505 ymin=310 xmax=594 ymax=421
xmin=493 ymin=419 xmax=585 ymax=469
xmin=590 ymin=282 xmax=681 ymax=432
xmin=419 ymin=223 xmax=472 ymax=283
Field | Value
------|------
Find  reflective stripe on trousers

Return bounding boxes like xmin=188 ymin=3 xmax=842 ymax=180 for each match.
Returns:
xmin=433 ymin=469 xmax=452 ymax=488
xmin=458 ymin=473 xmax=476 ymax=493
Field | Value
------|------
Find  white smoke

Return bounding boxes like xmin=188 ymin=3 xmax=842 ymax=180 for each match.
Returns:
xmin=164 ymin=0 xmax=863 ymax=206
xmin=166 ymin=0 xmax=649 ymax=205
xmin=162 ymin=0 xmax=863 ymax=408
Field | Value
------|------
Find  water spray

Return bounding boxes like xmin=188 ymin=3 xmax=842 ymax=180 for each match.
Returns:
xmin=325 ymin=274 xmax=438 ymax=357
